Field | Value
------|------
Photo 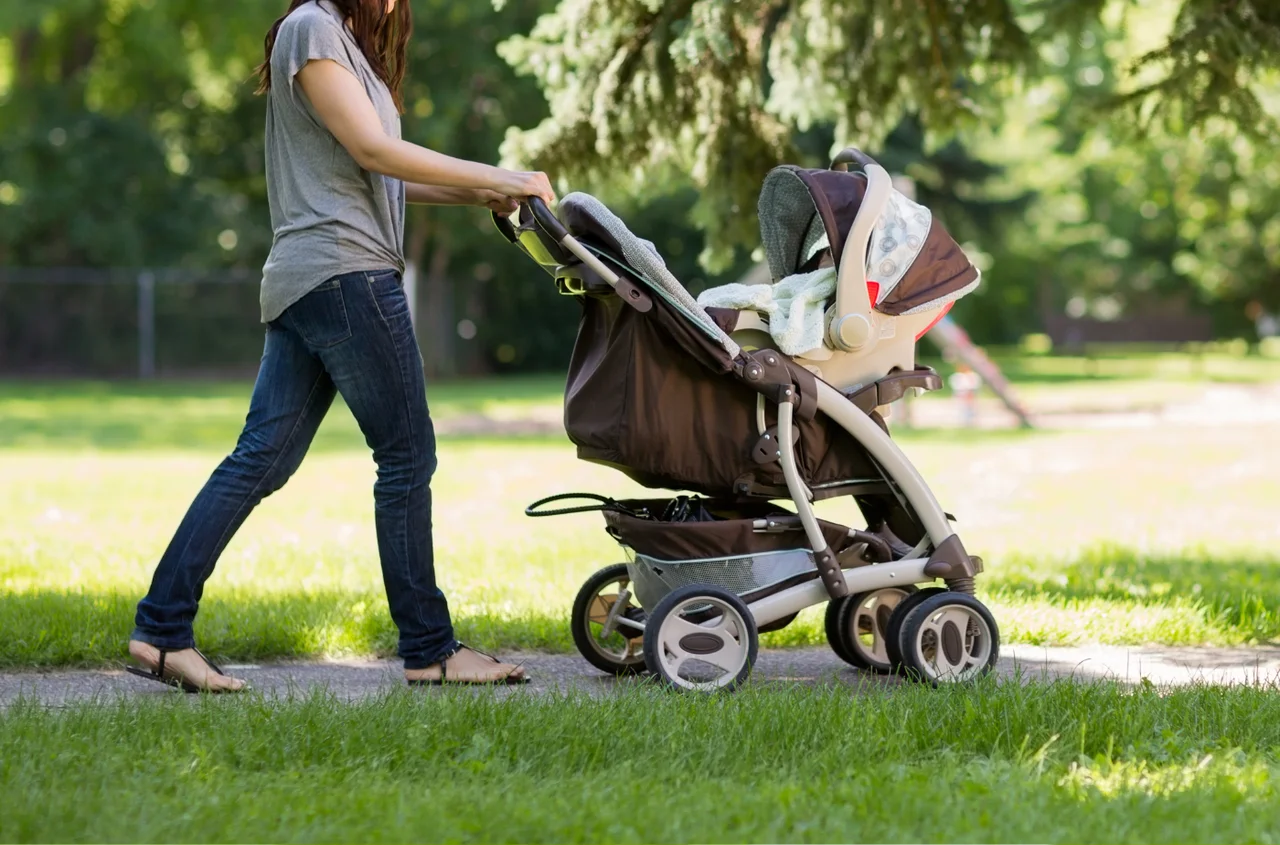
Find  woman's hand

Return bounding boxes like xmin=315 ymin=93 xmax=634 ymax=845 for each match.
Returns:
xmin=488 ymin=169 xmax=556 ymax=207
xmin=476 ymin=189 xmax=520 ymax=216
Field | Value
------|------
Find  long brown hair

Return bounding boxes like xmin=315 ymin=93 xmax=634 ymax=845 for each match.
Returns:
xmin=256 ymin=0 xmax=412 ymax=113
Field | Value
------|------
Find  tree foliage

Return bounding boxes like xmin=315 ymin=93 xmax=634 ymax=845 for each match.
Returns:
xmin=2 ymin=0 xmax=1277 ymax=378
xmin=501 ymin=0 xmax=1280 ymax=267
xmin=0 ymin=0 xmax=745 ymax=374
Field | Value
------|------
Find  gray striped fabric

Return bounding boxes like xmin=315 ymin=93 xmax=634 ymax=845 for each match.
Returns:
xmin=560 ymin=192 xmax=741 ymax=357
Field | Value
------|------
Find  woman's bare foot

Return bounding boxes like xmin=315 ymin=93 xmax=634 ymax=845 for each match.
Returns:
xmin=404 ymin=646 xmax=528 ymax=685
xmin=128 ymin=640 xmax=247 ymax=692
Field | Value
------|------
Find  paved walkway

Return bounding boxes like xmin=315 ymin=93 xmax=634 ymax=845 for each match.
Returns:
xmin=3 ymin=644 xmax=1278 ymax=705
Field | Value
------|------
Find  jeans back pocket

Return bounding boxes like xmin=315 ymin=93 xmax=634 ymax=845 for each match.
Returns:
xmin=291 ymin=277 xmax=353 ymax=348
xmin=366 ymin=269 xmax=410 ymax=326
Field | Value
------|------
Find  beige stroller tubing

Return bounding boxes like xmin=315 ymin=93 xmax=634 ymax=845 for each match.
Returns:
xmin=745 ymin=558 xmax=933 ymax=630
xmin=813 ymin=380 xmax=953 ymax=543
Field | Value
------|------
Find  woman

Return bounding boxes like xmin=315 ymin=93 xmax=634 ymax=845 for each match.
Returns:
xmin=126 ymin=0 xmax=554 ymax=691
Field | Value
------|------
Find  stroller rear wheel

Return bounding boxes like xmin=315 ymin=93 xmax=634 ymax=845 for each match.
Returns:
xmin=897 ymin=592 xmax=1000 ymax=685
xmin=571 ymin=563 xmax=647 ymax=676
xmin=643 ymin=585 xmax=758 ymax=692
xmin=828 ymin=586 xmax=917 ymax=673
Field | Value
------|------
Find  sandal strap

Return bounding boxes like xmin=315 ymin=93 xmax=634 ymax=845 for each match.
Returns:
xmin=148 ymin=646 xmax=225 ymax=682
xmin=193 ymin=648 xmax=225 ymax=676
xmin=457 ymin=643 xmax=527 ymax=681
xmin=456 ymin=643 xmax=501 ymax=664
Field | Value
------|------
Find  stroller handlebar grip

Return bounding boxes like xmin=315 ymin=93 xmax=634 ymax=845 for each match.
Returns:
xmin=525 ymin=196 xmax=570 ymax=243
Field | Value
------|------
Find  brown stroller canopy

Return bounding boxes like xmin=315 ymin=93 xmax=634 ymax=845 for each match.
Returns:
xmin=758 ymin=166 xmax=980 ymax=316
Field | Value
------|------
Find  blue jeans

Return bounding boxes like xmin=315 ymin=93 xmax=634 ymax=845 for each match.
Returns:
xmin=132 ymin=269 xmax=458 ymax=669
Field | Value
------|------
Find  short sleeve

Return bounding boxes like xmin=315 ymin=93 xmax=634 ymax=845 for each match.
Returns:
xmin=272 ymin=9 xmax=356 ymax=107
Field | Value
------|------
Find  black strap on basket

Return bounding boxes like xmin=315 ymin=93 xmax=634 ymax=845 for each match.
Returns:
xmin=524 ymin=493 xmax=652 ymax=519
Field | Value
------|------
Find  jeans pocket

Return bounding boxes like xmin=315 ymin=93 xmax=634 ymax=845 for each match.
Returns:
xmin=366 ymin=270 xmax=410 ymax=325
xmin=366 ymin=269 xmax=402 ymax=286
xmin=292 ymin=277 xmax=353 ymax=348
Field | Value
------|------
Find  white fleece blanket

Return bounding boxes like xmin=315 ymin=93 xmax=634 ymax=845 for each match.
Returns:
xmin=696 ymin=266 xmax=836 ymax=356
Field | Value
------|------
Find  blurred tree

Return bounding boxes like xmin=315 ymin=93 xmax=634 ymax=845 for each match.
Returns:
xmin=4 ymin=0 xmax=1276 ymax=376
xmin=500 ymin=0 xmax=1280 ymax=269
xmin=955 ymin=10 xmax=1280 ymax=340
xmin=0 ymin=0 xmax=745 ymax=374
xmin=0 ymin=0 xmax=267 ymax=267
xmin=394 ymin=0 xmax=558 ymax=376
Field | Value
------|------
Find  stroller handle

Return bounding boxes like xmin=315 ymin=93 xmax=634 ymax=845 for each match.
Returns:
xmin=490 ymin=196 xmax=567 ymax=245
xmin=524 ymin=196 xmax=570 ymax=244
xmin=830 ymin=147 xmax=880 ymax=173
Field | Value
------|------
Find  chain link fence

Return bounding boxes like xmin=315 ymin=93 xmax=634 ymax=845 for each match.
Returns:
xmin=0 ymin=268 xmax=269 ymax=377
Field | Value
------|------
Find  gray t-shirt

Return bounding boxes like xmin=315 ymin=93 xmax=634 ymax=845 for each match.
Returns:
xmin=260 ymin=0 xmax=406 ymax=323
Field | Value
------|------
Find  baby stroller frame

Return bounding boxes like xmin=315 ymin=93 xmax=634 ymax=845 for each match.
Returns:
xmin=499 ymin=148 xmax=998 ymax=691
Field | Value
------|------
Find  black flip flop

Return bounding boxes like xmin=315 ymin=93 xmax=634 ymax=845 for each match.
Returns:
xmin=124 ymin=646 xmax=246 ymax=694
xmin=407 ymin=644 xmax=530 ymax=687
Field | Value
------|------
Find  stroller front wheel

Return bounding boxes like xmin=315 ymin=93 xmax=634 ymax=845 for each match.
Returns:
xmin=570 ymin=563 xmax=648 ymax=676
xmin=897 ymin=592 xmax=1000 ymax=685
xmin=643 ymin=585 xmax=758 ymax=692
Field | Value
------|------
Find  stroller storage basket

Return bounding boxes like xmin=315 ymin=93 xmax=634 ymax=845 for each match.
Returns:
xmin=600 ymin=497 xmax=858 ymax=608
xmin=628 ymin=548 xmax=819 ymax=610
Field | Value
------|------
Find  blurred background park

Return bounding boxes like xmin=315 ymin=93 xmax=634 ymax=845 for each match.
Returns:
xmin=1 ymin=0 xmax=1277 ymax=382
xmin=3 ymin=2 xmax=1280 ymax=840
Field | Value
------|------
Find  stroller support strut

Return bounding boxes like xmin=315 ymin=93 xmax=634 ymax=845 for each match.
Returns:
xmin=770 ymin=377 xmax=979 ymax=603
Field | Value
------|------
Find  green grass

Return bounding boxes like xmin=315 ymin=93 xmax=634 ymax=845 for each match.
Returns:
xmin=981 ymin=347 xmax=1280 ymax=385
xmin=3 ymin=365 xmax=1280 ymax=842
xmin=0 ymin=376 xmax=565 ymax=451
xmin=2 ymin=372 xmax=1279 ymax=667
xmin=4 ymin=681 xmax=1280 ymax=842
xmin=5 ymin=349 xmax=1280 ymax=449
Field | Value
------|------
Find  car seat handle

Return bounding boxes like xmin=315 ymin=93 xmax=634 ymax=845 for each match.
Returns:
xmin=830 ymin=147 xmax=881 ymax=172
xmin=829 ymin=159 xmax=894 ymax=352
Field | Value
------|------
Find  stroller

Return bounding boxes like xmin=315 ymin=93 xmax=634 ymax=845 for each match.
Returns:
xmin=497 ymin=148 xmax=997 ymax=692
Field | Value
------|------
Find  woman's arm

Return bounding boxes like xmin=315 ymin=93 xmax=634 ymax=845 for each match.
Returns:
xmin=405 ymin=185 xmax=477 ymax=205
xmin=405 ymin=184 xmax=518 ymax=215
xmin=296 ymin=59 xmax=555 ymax=205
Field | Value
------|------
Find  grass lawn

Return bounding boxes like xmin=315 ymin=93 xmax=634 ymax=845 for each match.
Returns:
xmin=3 ymin=361 xmax=1280 ymax=844
xmin=2 ymin=363 xmax=1279 ymax=667
xmin=3 ymin=681 xmax=1280 ymax=842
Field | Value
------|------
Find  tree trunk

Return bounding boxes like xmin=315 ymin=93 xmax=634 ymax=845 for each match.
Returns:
xmin=13 ymin=29 xmax=39 ymax=89
xmin=60 ymin=27 xmax=99 ymax=84
xmin=416 ymin=211 xmax=457 ymax=379
xmin=406 ymin=210 xmax=430 ymax=370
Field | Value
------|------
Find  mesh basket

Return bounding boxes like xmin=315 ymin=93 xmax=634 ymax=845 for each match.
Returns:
xmin=627 ymin=548 xmax=818 ymax=610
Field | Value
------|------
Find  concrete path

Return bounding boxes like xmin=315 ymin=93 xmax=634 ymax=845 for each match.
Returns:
xmin=3 ymin=644 xmax=1279 ymax=706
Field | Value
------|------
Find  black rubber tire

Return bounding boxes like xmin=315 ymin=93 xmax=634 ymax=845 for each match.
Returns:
xmin=570 ymin=563 xmax=647 ymax=676
xmin=834 ymin=585 xmax=918 ymax=673
xmin=643 ymin=584 xmax=758 ymax=692
xmin=883 ymin=586 xmax=948 ymax=672
xmin=824 ymin=596 xmax=857 ymax=664
xmin=897 ymin=592 xmax=1000 ymax=686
